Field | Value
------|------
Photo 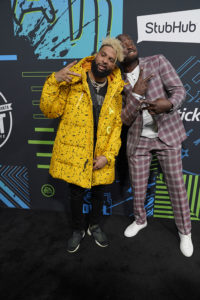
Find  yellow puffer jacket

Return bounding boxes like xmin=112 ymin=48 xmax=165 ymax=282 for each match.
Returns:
xmin=40 ymin=56 xmax=124 ymax=188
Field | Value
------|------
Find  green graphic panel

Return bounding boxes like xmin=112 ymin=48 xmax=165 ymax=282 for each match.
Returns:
xmin=154 ymin=173 xmax=200 ymax=221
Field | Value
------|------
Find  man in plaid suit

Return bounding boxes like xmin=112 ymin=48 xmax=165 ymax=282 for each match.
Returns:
xmin=117 ymin=34 xmax=193 ymax=257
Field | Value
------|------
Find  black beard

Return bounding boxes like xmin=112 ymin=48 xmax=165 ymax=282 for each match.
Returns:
xmin=91 ymin=59 xmax=112 ymax=78
xmin=122 ymin=50 xmax=139 ymax=65
xmin=123 ymin=54 xmax=139 ymax=65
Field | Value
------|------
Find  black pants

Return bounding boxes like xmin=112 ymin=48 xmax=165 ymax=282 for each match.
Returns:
xmin=69 ymin=184 xmax=105 ymax=230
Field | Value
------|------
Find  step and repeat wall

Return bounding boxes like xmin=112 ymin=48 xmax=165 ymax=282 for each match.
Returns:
xmin=0 ymin=0 xmax=199 ymax=221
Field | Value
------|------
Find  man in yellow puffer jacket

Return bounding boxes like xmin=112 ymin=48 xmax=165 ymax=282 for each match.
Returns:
xmin=40 ymin=37 xmax=125 ymax=253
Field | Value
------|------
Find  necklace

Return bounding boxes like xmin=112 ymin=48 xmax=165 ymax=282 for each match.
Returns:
xmin=89 ymin=75 xmax=107 ymax=93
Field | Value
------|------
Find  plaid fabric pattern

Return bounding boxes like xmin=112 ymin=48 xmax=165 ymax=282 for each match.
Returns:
xmin=122 ymin=55 xmax=187 ymax=156
xmin=128 ymin=137 xmax=191 ymax=235
xmin=122 ymin=55 xmax=191 ymax=234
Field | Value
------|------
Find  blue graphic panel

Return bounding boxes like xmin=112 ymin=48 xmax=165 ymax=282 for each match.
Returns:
xmin=11 ymin=0 xmax=123 ymax=59
xmin=0 ymin=55 xmax=18 ymax=61
xmin=0 ymin=165 xmax=30 ymax=209
xmin=177 ymin=57 xmax=200 ymax=176
xmin=83 ymin=189 xmax=113 ymax=215
xmin=82 ymin=178 xmax=156 ymax=217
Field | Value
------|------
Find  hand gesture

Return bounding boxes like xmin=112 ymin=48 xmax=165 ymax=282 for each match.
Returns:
xmin=93 ymin=156 xmax=108 ymax=170
xmin=55 ymin=60 xmax=81 ymax=83
xmin=142 ymin=98 xmax=173 ymax=115
xmin=133 ymin=68 xmax=154 ymax=96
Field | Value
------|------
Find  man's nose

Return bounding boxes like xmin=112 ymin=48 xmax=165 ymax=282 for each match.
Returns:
xmin=102 ymin=57 xmax=108 ymax=64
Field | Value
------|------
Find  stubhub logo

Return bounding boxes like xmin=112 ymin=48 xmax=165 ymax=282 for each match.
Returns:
xmin=178 ymin=108 xmax=200 ymax=122
xmin=137 ymin=9 xmax=200 ymax=44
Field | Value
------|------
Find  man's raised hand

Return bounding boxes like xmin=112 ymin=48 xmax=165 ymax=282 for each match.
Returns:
xmin=133 ymin=68 xmax=154 ymax=96
xmin=55 ymin=60 xmax=81 ymax=83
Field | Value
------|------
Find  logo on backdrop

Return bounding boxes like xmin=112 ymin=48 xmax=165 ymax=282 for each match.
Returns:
xmin=137 ymin=9 xmax=200 ymax=44
xmin=178 ymin=108 xmax=200 ymax=122
xmin=0 ymin=92 xmax=13 ymax=148
xmin=41 ymin=184 xmax=55 ymax=197
xmin=176 ymin=57 xmax=200 ymax=175
xmin=11 ymin=0 xmax=123 ymax=59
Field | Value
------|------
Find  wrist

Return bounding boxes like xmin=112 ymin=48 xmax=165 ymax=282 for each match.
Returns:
xmin=167 ymin=104 xmax=173 ymax=113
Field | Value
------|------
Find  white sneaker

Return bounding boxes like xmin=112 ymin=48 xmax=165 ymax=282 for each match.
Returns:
xmin=124 ymin=221 xmax=147 ymax=237
xmin=178 ymin=232 xmax=193 ymax=257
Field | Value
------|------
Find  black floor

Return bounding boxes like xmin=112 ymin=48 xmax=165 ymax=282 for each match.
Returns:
xmin=0 ymin=208 xmax=200 ymax=300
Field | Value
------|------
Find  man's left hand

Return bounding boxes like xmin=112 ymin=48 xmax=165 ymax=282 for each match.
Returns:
xmin=93 ymin=156 xmax=108 ymax=170
xmin=142 ymin=98 xmax=173 ymax=115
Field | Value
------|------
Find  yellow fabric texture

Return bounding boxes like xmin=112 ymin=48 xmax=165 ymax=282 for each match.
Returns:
xmin=40 ymin=56 xmax=124 ymax=188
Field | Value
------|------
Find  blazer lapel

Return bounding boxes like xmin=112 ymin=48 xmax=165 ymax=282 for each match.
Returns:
xmin=139 ymin=57 xmax=153 ymax=80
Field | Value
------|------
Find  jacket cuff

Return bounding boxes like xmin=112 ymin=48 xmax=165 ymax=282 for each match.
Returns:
xmin=103 ymin=152 xmax=114 ymax=166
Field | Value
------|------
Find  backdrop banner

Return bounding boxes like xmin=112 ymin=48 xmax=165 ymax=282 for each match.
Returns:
xmin=0 ymin=0 xmax=199 ymax=221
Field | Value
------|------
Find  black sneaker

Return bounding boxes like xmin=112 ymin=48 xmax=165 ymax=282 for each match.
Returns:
xmin=67 ymin=230 xmax=85 ymax=253
xmin=87 ymin=224 xmax=109 ymax=247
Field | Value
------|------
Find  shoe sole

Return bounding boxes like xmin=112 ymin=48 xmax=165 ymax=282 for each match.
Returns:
xmin=67 ymin=232 xmax=85 ymax=253
xmin=95 ymin=240 xmax=108 ymax=248
xmin=67 ymin=244 xmax=80 ymax=253
xmin=87 ymin=228 xmax=108 ymax=248
xmin=87 ymin=228 xmax=92 ymax=236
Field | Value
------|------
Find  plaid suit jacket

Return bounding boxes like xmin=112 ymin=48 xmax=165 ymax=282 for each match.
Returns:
xmin=121 ymin=54 xmax=187 ymax=156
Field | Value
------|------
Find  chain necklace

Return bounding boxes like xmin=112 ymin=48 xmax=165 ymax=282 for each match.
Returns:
xmin=89 ymin=74 xmax=107 ymax=93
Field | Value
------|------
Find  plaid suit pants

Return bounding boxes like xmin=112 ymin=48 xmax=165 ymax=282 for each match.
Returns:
xmin=128 ymin=137 xmax=191 ymax=235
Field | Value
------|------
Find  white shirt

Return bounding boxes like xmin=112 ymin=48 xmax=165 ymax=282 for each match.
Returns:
xmin=126 ymin=66 xmax=158 ymax=138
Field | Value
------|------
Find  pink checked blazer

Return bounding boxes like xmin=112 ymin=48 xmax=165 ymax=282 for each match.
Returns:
xmin=121 ymin=54 xmax=187 ymax=156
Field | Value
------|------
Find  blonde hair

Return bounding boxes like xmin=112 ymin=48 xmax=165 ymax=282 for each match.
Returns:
xmin=100 ymin=36 xmax=124 ymax=62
